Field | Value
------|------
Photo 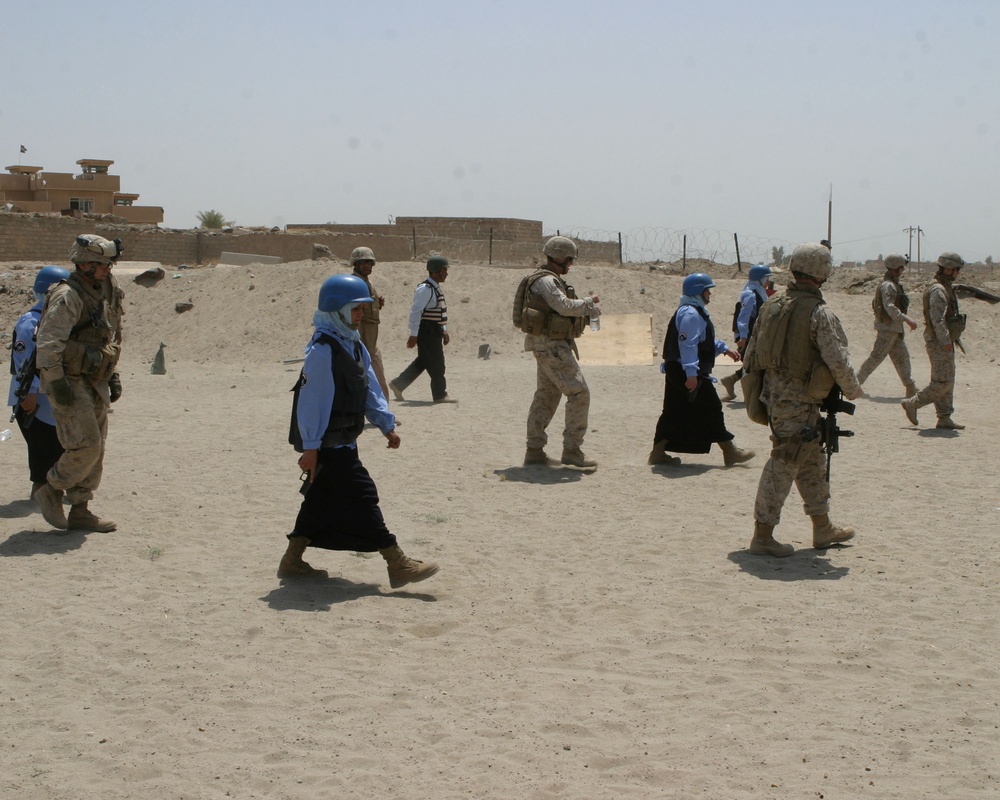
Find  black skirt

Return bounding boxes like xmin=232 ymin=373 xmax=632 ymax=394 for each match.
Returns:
xmin=290 ymin=446 xmax=397 ymax=551
xmin=653 ymin=361 xmax=734 ymax=454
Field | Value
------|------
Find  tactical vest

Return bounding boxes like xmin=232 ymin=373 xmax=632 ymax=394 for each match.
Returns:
xmin=923 ymin=274 xmax=965 ymax=342
xmin=752 ymin=284 xmax=825 ymax=382
xmin=288 ymin=334 xmax=368 ymax=452
xmin=43 ymin=273 xmax=124 ymax=380
xmin=353 ymin=271 xmax=380 ymax=325
xmin=732 ymin=291 xmax=762 ymax=337
xmin=663 ymin=305 xmax=716 ymax=376
xmin=418 ymin=280 xmax=447 ymax=325
xmin=873 ymin=272 xmax=909 ymax=323
xmin=517 ymin=269 xmax=586 ymax=340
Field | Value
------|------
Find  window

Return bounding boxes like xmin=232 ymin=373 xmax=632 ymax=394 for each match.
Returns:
xmin=69 ymin=198 xmax=94 ymax=212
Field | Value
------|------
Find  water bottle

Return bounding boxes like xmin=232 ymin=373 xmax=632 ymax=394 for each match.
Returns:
xmin=0 ymin=429 xmax=11 ymax=442
xmin=590 ymin=301 xmax=601 ymax=332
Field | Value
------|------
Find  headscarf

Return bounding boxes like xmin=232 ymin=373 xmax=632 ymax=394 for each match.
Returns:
xmin=312 ymin=302 xmax=364 ymax=343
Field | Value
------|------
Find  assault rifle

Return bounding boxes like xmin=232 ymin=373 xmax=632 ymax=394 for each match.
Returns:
xmin=819 ymin=384 xmax=855 ymax=481
xmin=10 ymin=350 xmax=38 ymax=427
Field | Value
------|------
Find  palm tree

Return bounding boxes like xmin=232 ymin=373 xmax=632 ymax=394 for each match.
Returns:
xmin=197 ymin=209 xmax=232 ymax=229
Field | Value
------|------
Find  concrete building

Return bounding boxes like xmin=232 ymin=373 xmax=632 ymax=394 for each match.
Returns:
xmin=0 ymin=158 xmax=163 ymax=224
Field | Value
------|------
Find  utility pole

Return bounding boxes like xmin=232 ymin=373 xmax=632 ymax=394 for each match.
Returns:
xmin=903 ymin=226 xmax=916 ymax=261
xmin=916 ymin=226 xmax=924 ymax=266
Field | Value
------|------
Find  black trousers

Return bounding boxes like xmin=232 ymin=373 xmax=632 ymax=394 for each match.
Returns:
xmin=394 ymin=321 xmax=447 ymax=400
xmin=14 ymin=406 xmax=65 ymax=484
xmin=653 ymin=361 xmax=734 ymax=454
xmin=291 ymin=446 xmax=396 ymax=552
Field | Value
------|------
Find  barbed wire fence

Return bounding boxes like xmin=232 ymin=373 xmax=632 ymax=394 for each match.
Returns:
xmin=545 ymin=225 xmax=797 ymax=268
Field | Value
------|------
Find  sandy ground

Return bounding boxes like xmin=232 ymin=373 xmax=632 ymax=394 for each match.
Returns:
xmin=2 ymin=257 xmax=999 ymax=799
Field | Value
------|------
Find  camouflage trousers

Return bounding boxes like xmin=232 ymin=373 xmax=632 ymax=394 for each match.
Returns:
xmin=857 ymin=329 xmax=915 ymax=391
xmin=526 ymin=340 xmax=590 ymax=450
xmin=911 ymin=339 xmax=955 ymax=418
xmin=753 ymin=407 xmax=830 ymax=526
xmin=47 ymin=377 xmax=109 ymax=505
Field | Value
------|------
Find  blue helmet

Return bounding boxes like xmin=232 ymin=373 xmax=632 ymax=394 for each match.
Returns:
xmin=318 ymin=274 xmax=373 ymax=312
xmin=682 ymin=273 xmax=716 ymax=297
xmin=34 ymin=265 xmax=71 ymax=295
xmin=749 ymin=264 xmax=772 ymax=282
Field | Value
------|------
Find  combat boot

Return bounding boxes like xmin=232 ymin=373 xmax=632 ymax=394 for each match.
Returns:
xmin=524 ymin=447 xmax=556 ymax=466
xmin=748 ymin=521 xmax=794 ymax=557
xmin=647 ymin=441 xmax=680 ymax=466
xmin=719 ymin=439 xmax=755 ymax=466
xmin=935 ymin=416 xmax=965 ymax=430
xmin=904 ymin=383 xmax=918 ymax=398
xmin=561 ymin=447 xmax=597 ymax=468
xmin=34 ymin=482 xmax=67 ymax=529
xmin=67 ymin=502 xmax=118 ymax=532
xmin=379 ymin=544 xmax=440 ymax=589
xmin=811 ymin=514 xmax=855 ymax=549
xmin=719 ymin=372 xmax=739 ymax=401
xmin=31 ymin=481 xmax=46 ymax=499
xmin=901 ymin=398 xmax=919 ymax=425
xmin=277 ymin=536 xmax=328 ymax=578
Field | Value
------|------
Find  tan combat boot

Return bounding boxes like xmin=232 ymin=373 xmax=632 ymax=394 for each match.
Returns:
xmin=647 ymin=441 xmax=680 ymax=466
xmin=936 ymin=416 xmax=965 ymax=430
xmin=524 ymin=447 xmax=556 ymax=466
xmin=277 ymin=536 xmax=328 ymax=578
xmin=31 ymin=481 xmax=46 ymax=499
xmin=719 ymin=372 xmax=739 ymax=401
xmin=901 ymin=398 xmax=919 ymax=425
xmin=811 ymin=514 xmax=855 ymax=549
xmin=561 ymin=447 xmax=597 ymax=468
xmin=904 ymin=383 xmax=918 ymax=398
xmin=719 ymin=439 xmax=756 ymax=466
xmin=748 ymin=521 xmax=794 ymax=557
xmin=34 ymin=483 xmax=68 ymax=530
xmin=67 ymin=502 xmax=118 ymax=532
xmin=379 ymin=544 xmax=440 ymax=589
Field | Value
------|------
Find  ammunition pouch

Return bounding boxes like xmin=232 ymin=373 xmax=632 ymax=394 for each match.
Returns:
xmin=62 ymin=339 xmax=120 ymax=381
xmin=806 ymin=363 xmax=835 ymax=401
xmin=521 ymin=307 xmax=547 ymax=336
xmin=946 ymin=313 xmax=967 ymax=342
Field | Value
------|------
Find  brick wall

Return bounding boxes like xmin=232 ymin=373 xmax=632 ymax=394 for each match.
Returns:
xmin=0 ymin=211 xmax=621 ymax=265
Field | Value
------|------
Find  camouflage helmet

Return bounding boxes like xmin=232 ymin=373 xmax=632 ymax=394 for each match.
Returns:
xmin=426 ymin=255 xmax=449 ymax=273
xmin=789 ymin=242 xmax=832 ymax=282
xmin=69 ymin=233 xmax=123 ymax=265
xmin=542 ymin=236 xmax=578 ymax=260
xmin=884 ymin=254 xmax=907 ymax=271
xmin=350 ymin=246 xmax=376 ymax=265
xmin=936 ymin=252 xmax=964 ymax=270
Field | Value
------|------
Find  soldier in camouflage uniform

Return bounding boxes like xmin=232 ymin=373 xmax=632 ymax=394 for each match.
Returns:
xmin=857 ymin=254 xmax=918 ymax=397
xmin=33 ymin=234 xmax=125 ymax=532
xmin=349 ymin=247 xmax=390 ymax=400
xmin=520 ymin=236 xmax=601 ymax=468
xmin=901 ymin=252 xmax=966 ymax=430
xmin=745 ymin=242 xmax=861 ymax=557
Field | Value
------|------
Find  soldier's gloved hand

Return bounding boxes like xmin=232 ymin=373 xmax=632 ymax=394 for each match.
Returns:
xmin=109 ymin=373 xmax=123 ymax=403
xmin=50 ymin=377 xmax=75 ymax=407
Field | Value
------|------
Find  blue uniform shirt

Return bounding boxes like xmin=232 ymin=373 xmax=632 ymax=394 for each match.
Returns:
xmin=674 ymin=303 xmax=729 ymax=378
xmin=296 ymin=325 xmax=395 ymax=450
xmin=7 ymin=304 xmax=57 ymax=426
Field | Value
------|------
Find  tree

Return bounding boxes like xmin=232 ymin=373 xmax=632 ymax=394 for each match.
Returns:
xmin=197 ymin=209 xmax=233 ymax=229
xmin=771 ymin=245 xmax=786 ymax=266
xmin=986 ymin=255 xmax=993 ymax=265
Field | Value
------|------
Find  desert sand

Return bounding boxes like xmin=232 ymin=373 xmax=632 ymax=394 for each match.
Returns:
xmin=1 ymin=256 xmax=999 ymax=799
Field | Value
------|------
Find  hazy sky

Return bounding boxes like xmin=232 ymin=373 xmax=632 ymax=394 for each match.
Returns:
xmin=4 ymin=0 xmax=998 ymax=264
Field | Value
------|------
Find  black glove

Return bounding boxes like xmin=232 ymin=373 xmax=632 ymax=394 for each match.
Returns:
xmin=49 ymin=376 xmax=75 ymax=407
xmin=109 ymin=373 xmax=123 ymax=403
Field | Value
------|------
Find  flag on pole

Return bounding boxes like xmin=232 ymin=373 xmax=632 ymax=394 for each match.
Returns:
xmin=20 ymin=145 xmax=26 ymax=153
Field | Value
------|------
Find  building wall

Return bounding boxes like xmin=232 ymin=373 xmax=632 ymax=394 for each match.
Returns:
xmin=0 ymin=212 xmax=621 ymax=265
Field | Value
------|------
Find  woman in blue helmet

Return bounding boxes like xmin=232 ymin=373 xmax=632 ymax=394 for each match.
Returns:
xmin=7 ymin=266 xmax=70 ymax=498
xmin=278 ymin=273 xmax=440 ymax=589
xmin=719 ymin=264 xmax=773 ymax=400
xmin=648 ymin=273 xmax=756 ymax=467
